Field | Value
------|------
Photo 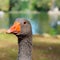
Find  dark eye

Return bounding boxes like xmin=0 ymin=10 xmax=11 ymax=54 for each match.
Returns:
xmin=24 ymin=21 xmax=26 ymax=24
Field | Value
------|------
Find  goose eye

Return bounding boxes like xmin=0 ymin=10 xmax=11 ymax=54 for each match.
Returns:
xmin=24 ymin=21 xmax=26 ymax=24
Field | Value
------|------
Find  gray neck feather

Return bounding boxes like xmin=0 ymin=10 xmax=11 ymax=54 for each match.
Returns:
xmin=18 ymin=35 xmax=32 ymax=60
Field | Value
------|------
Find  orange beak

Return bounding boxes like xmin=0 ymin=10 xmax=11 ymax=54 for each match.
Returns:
xmin=7 ymin=22 xmax=21 ymax=33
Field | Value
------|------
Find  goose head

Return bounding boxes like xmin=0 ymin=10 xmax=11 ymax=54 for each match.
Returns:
xmin=7 ymin=18 xmax=32 ymax=37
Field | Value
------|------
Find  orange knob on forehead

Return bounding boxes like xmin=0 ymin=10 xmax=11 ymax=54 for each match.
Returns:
xmin=7 ymin=22 xmax=21 ymax=33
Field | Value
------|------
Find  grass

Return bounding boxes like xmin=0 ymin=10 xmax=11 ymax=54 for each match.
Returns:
xmin=0 ymin=33 xmax=60 ymax=60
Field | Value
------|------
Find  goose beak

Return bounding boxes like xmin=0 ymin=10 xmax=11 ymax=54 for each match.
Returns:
xmin=7 ymin=22 xmax=21 ymax=34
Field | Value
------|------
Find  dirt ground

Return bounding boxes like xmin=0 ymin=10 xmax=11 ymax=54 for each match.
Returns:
xmin=0 ymin=32 xmax=60 ymax=60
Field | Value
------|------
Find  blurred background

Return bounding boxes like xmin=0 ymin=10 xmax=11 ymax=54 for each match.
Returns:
xmin=0 ymin=0 xmax=60 ymax=60
xmin=0 ymin=0 xmax=60 ymax=35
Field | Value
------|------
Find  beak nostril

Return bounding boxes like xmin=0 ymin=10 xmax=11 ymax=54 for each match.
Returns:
xmin=13 ymin=26 xmax=15 ymax=29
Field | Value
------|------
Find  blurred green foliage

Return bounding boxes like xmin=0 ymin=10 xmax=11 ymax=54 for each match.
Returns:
xmin=49 ymin=28 xmax=57 ymax=35
xmin=9 ymin=0 xmax=29 ymax=11
xmin=0 ymin=0 xmax=9 ymax=11
xmin=31 ymin=0 xmax=51 ymax=11
xmin=0 ymin=0 xmax=60 ymax=11
xmin=9 ymin=0 xmax=51 ymax=11
xmin=56 ymin=0 xmax=60 ymax=9
xmin=9 ymin=0 xmax=60 ymax=11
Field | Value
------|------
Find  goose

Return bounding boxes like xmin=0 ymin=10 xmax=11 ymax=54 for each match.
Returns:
xmin=7 ymin=18 xmax=32 ymax=60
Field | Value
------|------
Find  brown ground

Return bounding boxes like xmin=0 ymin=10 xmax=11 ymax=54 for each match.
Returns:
xmin=0 ymin=33 xmax=60 ymax=60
